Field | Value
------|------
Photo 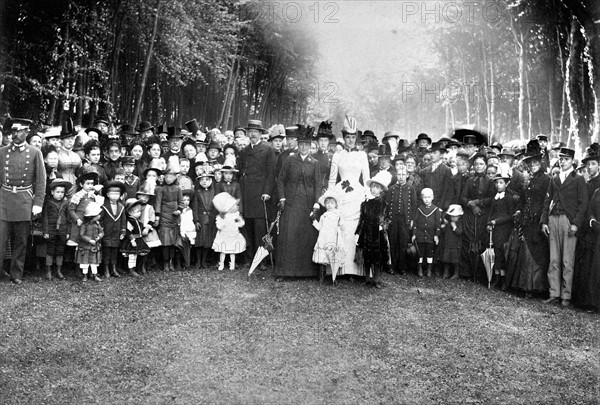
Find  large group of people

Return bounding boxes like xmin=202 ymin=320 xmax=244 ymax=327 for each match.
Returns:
xmin=0 ymin=114 xmax=599 ymax=312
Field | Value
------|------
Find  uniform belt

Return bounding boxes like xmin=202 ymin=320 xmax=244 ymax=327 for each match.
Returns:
xmin=1 ymin=184 xmax=32 ymax=194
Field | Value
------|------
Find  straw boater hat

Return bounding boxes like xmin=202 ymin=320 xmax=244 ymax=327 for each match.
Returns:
xmin=246 ymin=119 xmax=268 ymax=134
xmin=318 ymin=188 xmax=342 ymax=207
xmin=83 ymin=201 xmax=102 ymax=217
xmin=446 ymin=204 xmax=464 ymax=216
xmin=366 ymin=171 xmax=393 ymax=192
xmin=212 ymin=192 xmax=238 ymax=213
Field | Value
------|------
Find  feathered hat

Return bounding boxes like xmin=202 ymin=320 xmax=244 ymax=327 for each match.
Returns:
xmin=316 ymin=120 xmax=334 ymax=139
xmin=582 ymin=143 xmax=600 ymax=164
xmin=522 ymin=139 xmax=543 ymax=163
xmin=341 ymin=115 xmax=358 ymax=135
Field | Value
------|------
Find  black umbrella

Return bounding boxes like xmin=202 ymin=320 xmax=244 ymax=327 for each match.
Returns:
xmin=451 ymin=127 xmax=489 ymax=146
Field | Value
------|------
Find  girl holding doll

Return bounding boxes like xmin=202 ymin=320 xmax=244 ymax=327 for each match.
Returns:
xmin=312 ymin=189 xmax=345 ymax=284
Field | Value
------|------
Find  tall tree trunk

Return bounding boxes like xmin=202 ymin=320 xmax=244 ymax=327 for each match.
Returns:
xmin=489 ymin=59 xmax=495 ymax=141
xmin=517 ymin=38 xmax=527 ymax=140
xmin=566 ymin=19 xmax=585 ymax=151
xmin=132 ymin=0 xmax=161 ymax=126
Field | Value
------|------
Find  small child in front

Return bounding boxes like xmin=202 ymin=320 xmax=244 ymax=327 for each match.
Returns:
xmin=42 ymin=179 xmax=72 ymax=280
xmin=77 ymin=202 xmax=104 ymax=282
xmin=212 ymin=192 xmax=246 ymax=271
xmin=355 ymin=171 xmax=392 ymax=289
xmin=412 ymin=188 xmax=442 ymax=278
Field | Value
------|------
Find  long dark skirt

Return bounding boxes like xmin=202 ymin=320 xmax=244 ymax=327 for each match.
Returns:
xmin=273 ymin=191 xmax=318 ymax=278
xmin=507 ymin=227 xmax=549 ymax=292
xmin=572 ymin=233 xmax=599 ymax=309
xmin=460 ymin=209 xmax=488 ymax=279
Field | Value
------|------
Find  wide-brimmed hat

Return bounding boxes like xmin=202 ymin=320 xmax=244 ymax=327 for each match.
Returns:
xmin=316 ymin=120 xmax=335 ymax=139
xmin=84 ymin=127 xmax=102 ymax=137
xmin=48 ymin=178 xmax=72 ymax=191
xmin=318 ymin=188 xmax=342 ymax=207
xmin=41 ymin=126 xmax=62 ymax=139
xmin=77 ymin=168 xmax=99 ymax=184
xmin=366 ymin=171 xmax=392 ymax=192
xmin=60 ymin=117 xmax=77 ymax=139
xmin=212 ymin=192 xmax=238 ymax=213
xmin=558 ymin=147 xmax=575 ymax=159
xmin=492 ymin=173 xmax=511 ymax=182
xmin=103 ymin=180 xmax=126 ymax=196
xmin=143 ymin=159 xmax=163 ymax=177
xmin=136 ymin=181 xmax=156 ymax=196
xmin=83 ymin=201 xmax=102 ymax=217
xmin=446 ymin=204 xmax=464 ymax=216
xmin=415 ymin=133 xmax=432 ymax=145
xmin=383 ymin=130 xmax=401 ymax=141
xmin=246 ymin=120 xmax=268 ymax=134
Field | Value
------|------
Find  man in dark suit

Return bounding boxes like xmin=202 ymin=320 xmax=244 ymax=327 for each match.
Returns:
xmin=275 ymin=126 xmax=299 ymax=178
xmin=0 ymin=119 xmax=47 ymax=284
xmin=419 ymin=142 xmax=452 ymax=212
xmin=541 ymin=147 xmax=588 ymax=307
xmin=238 ymin=120 xmax=276 ymax=266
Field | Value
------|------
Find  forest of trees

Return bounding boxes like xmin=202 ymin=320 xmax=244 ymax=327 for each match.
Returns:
xmin=333 ymin=0 xmax=600 ymax=149
xmin=0 ymin=0 xmax=318 ymax=130
xmin=1 ymin=0 xmax=599 ymax=150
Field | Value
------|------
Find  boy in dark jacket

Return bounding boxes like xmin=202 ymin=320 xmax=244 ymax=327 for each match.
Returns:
xmin=42 ymin=179 xmax=72 ymax=280
xmin=100 ymin=180 xmax=126 ymax=278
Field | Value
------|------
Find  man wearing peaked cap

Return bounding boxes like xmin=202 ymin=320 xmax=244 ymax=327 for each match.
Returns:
xmin=541 ymin=146 xmax=588 ymax=307
xmin=0 ymin=117 xmax=47 ymax=284
xmin=238 ymin=119 xmax=277 ymax=266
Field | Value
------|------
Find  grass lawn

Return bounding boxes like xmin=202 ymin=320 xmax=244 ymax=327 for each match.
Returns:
xmin=0 ymin=265 xmax=598 ymax=404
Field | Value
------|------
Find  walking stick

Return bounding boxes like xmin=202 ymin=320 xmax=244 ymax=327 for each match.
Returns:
xmin=263 ymin=199 xmax=274 ymax=269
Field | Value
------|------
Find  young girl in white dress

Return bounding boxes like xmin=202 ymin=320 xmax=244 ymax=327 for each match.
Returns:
xmin=312 ymin=189 xmax=345 ymax=284
xmin=212 ymin=192 xmax=246 ymax=271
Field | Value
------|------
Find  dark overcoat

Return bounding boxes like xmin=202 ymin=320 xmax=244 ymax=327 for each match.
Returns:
xmin=238 ymin=141 xmax=276 ymax=219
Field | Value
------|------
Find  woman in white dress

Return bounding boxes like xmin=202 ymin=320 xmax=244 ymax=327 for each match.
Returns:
xmin=327 ymin=117 xmax=370 ymax=277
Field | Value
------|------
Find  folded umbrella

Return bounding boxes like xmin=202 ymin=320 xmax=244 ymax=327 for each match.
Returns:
xmin=480 ymin=229 xmax=495 ymax=288
xmin=248 ymin=209 xmax=281 ymax=276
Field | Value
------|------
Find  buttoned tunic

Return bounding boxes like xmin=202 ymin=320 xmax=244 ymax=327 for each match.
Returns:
xmin=0 ymin=143 xmax=46 ymax=221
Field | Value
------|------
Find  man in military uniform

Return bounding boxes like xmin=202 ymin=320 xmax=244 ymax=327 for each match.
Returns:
xmin=0 ymin=119 xmax=46 ymax=284
xmin=238 ymin=120 xmax=276 ymax=267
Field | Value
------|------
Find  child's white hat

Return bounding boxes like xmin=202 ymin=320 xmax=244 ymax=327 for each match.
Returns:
xmin=212 ymin=192 xmax=238 ymax=213
xmin=446 ymin=204 xmax=464 ymax=216
xmin=366 ymin=171 xmax=392 ymax=192
xmin=318 ymin=188 xmax=342 ymax=207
